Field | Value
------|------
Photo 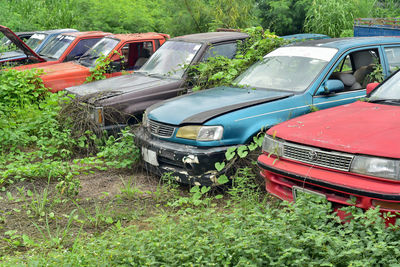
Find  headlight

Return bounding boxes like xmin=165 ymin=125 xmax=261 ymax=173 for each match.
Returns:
xmin=350 ymin=156 xmax=400 ymax=180
xmin=176 ymin=125 xmax=223 ymax=141
xmin=89 ymin=106 xmax=104 ymax=126
xmin=262 ymin=134 xmax=283 ymax=157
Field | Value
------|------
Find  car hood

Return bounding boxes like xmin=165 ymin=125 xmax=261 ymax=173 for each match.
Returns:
xmin=67 ymin=73 xmax=178 ymax=99
xmin=38 ymin=61 xmax=89 ymax=76
xmin=270 ymin=101 xmax=400 ymax=158
xmin=148 ymin=87 xmax=293 ymax=125
xmin=0 ymin=50 xmax=26 ymax=61
xmin=0 ymin=25 xmax=45 ymax=62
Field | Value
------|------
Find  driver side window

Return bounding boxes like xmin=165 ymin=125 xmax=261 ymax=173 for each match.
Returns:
xmin=328 ymin=48 xmax=380 ymax=92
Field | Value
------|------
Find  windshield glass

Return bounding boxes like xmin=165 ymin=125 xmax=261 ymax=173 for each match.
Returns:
xmin=0 ymin=35 xmax=9 ymax=46
xmin=25 ymin=33 xmax=47 ymax=51
xmin=39 ymin=35 xmax=75 ymax=60
xmin=235 ymin=46 xmax=338 ymax=92
xmin=78 ymin=37 xmax=119 ymax=68
xmin=139 ymin=41 xmax=202 ymax=79
xmin=370 ymin=71 xmax=400 ymax=100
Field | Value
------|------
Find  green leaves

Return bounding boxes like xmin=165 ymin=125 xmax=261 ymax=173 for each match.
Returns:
xmin=217 ymin=174 xmax=229 ymax=185
xmin=214 ymin=162 xmax=225 ymax=172
xmin=225 ymin=147 xmax=236 ymax=161
xmin=186 ymin=27 xmax=286 ymax=92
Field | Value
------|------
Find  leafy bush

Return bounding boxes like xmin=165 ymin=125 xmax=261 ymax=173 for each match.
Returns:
xmin=258 ymin=0 xmax=311 ymax=35
xmin=0 ymin=69 xmax=140 ymax=189
xmin=187 ymin=27 xmax=286 ymax=91
xmin=97 ymin=128 xmax=140 ymax=169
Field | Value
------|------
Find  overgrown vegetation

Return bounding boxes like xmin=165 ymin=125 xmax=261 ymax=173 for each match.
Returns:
xmin=0 ymin=69 xmax=140 ymax=193
xmin=1 ymin=0 xmax=400 ymax=263
xmin=3 ymin=181 xmax=400 ymax=266
xmin=187 ymin=27 xmax=286 ymax=91
xmin=1 ymin=0 xmax=398 ymax=37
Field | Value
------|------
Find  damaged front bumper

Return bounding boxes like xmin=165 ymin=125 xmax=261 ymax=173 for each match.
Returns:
xmin=135 ymin=126 xmax=236 ymax=186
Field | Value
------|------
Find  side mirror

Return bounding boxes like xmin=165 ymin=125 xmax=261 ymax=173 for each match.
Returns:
xmin=316 ymin=80 xmax=344 ymax=95
xmin=107 ymin=60 xmax=122 ymax=73
xmin=366 ymin=82 xmax=379 ymax=95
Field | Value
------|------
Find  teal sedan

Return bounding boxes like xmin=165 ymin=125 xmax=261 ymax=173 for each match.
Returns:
xmin=136 ymin=37 xmax=400 ymax=185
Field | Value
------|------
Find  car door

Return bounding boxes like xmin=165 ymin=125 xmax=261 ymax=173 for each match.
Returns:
xmin=312 ymin=46 xmax=383 ymax=109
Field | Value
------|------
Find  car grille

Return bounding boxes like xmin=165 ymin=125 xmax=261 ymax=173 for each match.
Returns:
xmin=283 ymin=143 xmax=354 ymax=171
xmin=149 ymin=120 xmax=175 ymax=138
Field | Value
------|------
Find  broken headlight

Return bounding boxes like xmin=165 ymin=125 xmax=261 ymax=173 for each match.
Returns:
xmin=176 ymin=125 xmax=223 ymax=141
xmin=89 ymin=106 xmax=104 ymax=126
xmin=350 ymin=156 xmax=400 ymax=180
xmin=262 ymin=134 xmax=283 ymax=157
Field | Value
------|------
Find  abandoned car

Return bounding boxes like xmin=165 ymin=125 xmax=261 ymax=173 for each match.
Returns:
xmin=258 ymin=66 xmax=400 ymax=218
xmin=66 ymin=31 xmax=249 ymax=130
xmin=135 ymin=37 xmax=400 ymax=185
xmin=0 ymin=26 xmax=77 ymax=66
xmin=15 ymin=32 xmax=169 ymax=92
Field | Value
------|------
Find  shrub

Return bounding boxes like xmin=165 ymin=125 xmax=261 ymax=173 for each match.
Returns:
xmin=187 ymin=27 xmax=286 ymax=91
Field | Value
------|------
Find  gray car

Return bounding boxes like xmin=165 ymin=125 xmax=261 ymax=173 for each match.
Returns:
xmin=66 ymin=31 xmax=249 ymax=131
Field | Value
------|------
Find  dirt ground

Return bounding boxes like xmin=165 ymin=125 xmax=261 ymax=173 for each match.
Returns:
xmin=0 ymin=168 xmax=168 ymax=256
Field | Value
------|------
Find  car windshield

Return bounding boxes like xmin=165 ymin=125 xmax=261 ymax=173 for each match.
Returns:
xmin=235 ymin=46 xmax=338 ymax=92
xmin=25 ymin=33 xmax=47 ymax=50
xmin=78 ymin=37 xmax=120 ymax=68
xmin=370 ymin=71 xmax=400 ymax=102
xmin=39 ymin=35 xmax=75 ymax=60
xmin=138 ymin=41 xmax=202 ymax=79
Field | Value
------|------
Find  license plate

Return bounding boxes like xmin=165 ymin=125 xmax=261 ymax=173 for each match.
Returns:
xmin=292 ymin=186 xmax=326 ymax=202
xmin=142 ymin=147 xmax=159 ymax=166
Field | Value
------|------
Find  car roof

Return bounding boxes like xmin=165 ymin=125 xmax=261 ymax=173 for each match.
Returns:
xmin=171 ymin=31 xmax=249 ymax=44
xmin=62 ymin=31 xmax=110 ymax=37
xmin=290 ymin=36 xmax=400 ymax=50
xmin=108 ymin=32 xmax=170 ymax=42
xmin=35 ymin=28 xmax=77 ymax=35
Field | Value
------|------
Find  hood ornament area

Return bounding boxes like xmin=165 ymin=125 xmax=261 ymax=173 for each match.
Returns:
xmin=307 ymin=150 xmax=318 ymax=161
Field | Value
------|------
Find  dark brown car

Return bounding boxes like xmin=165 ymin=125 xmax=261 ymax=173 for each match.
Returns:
xmin=66 ymin=31 xmax=249 ymax=131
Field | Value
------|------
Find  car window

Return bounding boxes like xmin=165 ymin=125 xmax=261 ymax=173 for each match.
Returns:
xmin=334 ymin=55 xmax=352 ymax=72
xmin=40 ymin=35 xmax=76 ymax=60
xmin=123 ymin=41 xmax=153 ymax=70
xmin=202 ymin=42 xmax=237 ymax=61
xmin=139 ymin=41 xmax=202 ymax=79
xmin=384 ymin=46 xmax=400 ymax=74
xmin=64 ymin=38 xmax=102 ymax=62
xmin=25 ymin=33 xmax=47 ymax=50
xmin=328 ymin=48 xmax=380 ymax=91
xmin=235 ymin=46 xmax=338 ymax=92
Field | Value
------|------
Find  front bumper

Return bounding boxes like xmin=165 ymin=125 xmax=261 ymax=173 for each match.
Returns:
xmin=257 ymin=153 xmax=400 ymax=213
xmin=135 ymin=126 xmax=236 ymax=186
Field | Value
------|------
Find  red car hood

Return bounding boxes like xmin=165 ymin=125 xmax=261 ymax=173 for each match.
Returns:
xmin=269 ymin=101 xmax=400 ymax=158
xmin=38 ymin=61 xmax=89 ymax=77
xmin=0 ymin=25 xmax=45 ymax=62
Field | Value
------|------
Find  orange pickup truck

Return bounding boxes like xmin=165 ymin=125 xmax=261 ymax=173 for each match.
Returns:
xmin=15 ymin=32 xmax=169 ymax=92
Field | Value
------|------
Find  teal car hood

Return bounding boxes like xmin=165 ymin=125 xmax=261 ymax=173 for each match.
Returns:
xmin=147 ymin=86 xmax=293 ymax=125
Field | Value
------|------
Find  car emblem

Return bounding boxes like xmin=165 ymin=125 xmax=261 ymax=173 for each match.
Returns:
xmin=308 ymin=150 xmax=318 ymax=161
